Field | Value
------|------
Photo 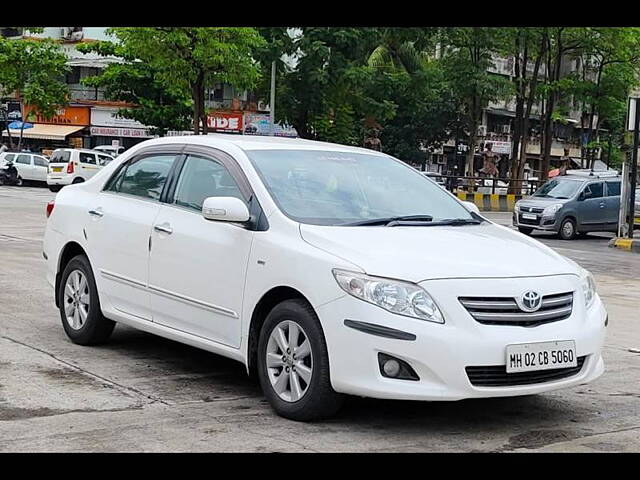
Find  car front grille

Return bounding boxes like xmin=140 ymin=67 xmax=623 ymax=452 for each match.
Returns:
xmin=459 ymin=292 xmax=573 ymax=327
xmin=466 ymin=356 xmax=586 ymax=387
xmin=518 ymin=214 xmax=540 ymax=225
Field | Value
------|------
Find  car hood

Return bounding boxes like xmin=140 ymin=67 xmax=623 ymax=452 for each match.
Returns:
xmin=299 ymin=221 xmax=578 ymax=282
xmin=518 ymin=196 xmax=572 ymax=207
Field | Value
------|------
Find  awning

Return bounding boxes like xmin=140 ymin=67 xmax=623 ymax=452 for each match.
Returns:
xmin=2 ymin=124 xmax=85 ymax=141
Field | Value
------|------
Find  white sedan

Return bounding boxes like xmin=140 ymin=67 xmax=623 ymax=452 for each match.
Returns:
xmin=43 ymin=135 xmax=607 ymax=421
xmin=0 ymin=151 xmax=49 ymax=183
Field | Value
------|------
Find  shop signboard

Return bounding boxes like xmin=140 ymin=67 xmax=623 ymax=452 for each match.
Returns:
xmin=90 ymin=126 xmax=152 ymax=138
xmin=24 ymin=104 xmax=90 ymax=126
xmin=485 ymin=140 xmax=511 ymax=155
xmin=206 ymin=111 xmax=243 ymax=133
xmin=243 ymin=112 xmax=297 ymax=137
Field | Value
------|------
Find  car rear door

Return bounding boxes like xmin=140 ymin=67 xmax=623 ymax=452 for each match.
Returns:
xmin=84 ymin=148 xmax=181 ymax=320
xmin=33 ymin=155 xmax=49 ymax=182
xmin=577 ymin=181 xmax=605 ymax=231
xmin=14 ymin=154 xmax=33 ymax=180
xmin=77 ymin=152 xmax=100 ymax=180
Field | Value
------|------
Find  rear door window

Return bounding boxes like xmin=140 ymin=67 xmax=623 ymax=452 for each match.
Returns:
xmin=79 ymin=152 xmax=97 ymax=165
xmin=110 ymin=154 xmax=176 ymax=201
xmin=34 ymin=156 xmax=48 ymax=168
xmin=50 ymin=151 xmax=71 ymax=163
xmin=605 ymin=181 xmax=621 ymax=197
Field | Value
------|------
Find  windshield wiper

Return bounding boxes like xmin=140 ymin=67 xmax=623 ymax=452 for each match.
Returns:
xmin=341 ymin=215 xmax=434 ymax=227
xmin=388 ymin=218 xmax=482 ymax=227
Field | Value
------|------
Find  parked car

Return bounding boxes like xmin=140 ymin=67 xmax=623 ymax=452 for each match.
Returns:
xmin=93 ymin=145 xmax=125 ymax=158
xmin=514 ymin=170 xmax=621 ymax=240
xmin=43 ymin=135 xmax=607 ymax=421
xmin=46 ymin=148 xmax=114 ymax=192
xmin=0 ymin=151 xmax=49 ymax=184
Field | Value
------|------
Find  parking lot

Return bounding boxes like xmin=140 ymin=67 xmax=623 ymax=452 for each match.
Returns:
xmin=0 ymin=185 xmax=639 ymax=452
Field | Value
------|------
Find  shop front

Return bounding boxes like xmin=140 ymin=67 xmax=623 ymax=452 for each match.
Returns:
xmin=2 ymin=104 xmax=90 ymax=154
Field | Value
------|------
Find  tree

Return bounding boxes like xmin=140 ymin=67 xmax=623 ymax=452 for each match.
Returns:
xmin=78 ymin=40 xmax=192 ymax=136
xmin=81 ymin=27 xmax=265 ymax=135
xmin=0 ymin=36 xmax=68 ymax=150
xmin=439 ymin=27 xmax=513 ymax=176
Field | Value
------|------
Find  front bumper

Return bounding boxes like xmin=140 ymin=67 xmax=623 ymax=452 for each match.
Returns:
xmin=513 ymin=210 xmax=560 ymax=232
xmin=317 ymin=275 xmax=606 ymax=401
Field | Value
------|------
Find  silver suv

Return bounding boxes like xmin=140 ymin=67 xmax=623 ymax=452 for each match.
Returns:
xmin=513 ymin=171 xmax=622 ymax=240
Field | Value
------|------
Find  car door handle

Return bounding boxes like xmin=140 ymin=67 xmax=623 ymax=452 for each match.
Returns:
xmin=153 ymin=223 xmax=173 ymax=234
xmin=88 ymin=208 xmax=104 ymax=217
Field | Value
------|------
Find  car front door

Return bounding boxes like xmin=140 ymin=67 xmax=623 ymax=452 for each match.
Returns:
xmin=84 ymin=150 xmax=180 ymax=320
xmin=148 ymin=149 xmax=256 ymax=348
xmin=78 ymin=152 xmax=100 ymax=180
xmin=603 ymin=180 xmax=621 ymax=232
xmin=577 ymin=181 xmax=605 ymax=231
xmin=14 ymin=154 xmax=33 ymax=180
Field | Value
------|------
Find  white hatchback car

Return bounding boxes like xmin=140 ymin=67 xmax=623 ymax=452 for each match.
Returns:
xmin=43 ymin=135 xmax=607 ymax=421
xmin=0 ymin=151 xmax=49 ymax=183
xmin=47 ymin=148 xmax=114 ymax=192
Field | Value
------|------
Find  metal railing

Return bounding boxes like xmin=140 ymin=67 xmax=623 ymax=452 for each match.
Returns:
xmin=436 ymin=175 xmax=543 ymax=195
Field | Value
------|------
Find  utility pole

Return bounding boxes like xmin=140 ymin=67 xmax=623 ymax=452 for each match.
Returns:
xmin=630 ymin=98 xmax=639 ymax=239
xmin=269 ymin=60 xmax=276 ymax=136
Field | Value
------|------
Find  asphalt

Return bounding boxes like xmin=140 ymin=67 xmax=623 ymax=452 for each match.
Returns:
xmin=0 ymin=186 xmax=639 ymax=452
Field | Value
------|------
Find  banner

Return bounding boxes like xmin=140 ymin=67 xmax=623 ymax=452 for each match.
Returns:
xmin=243 ymin=112 xmax=297 ymax=137
xmin=207 ymin=112 xmax=243 ymax=133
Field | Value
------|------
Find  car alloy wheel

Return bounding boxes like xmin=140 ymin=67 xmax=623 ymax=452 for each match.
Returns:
xmin=63 ymin=269 xmax=90 ymax=330
xmin=560 ymin=218 xmax=576 ymax=240
xmin=265 ymin=320 xmax=313 ymax=402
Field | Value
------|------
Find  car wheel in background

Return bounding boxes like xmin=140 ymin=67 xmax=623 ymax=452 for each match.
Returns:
xmin=72 ymin=177 xmax=84 ymax=184
xmin=257 ymin=299 xmax=344 ymax=421
xmin=48 ymin=185 xmax=62 ymax=192
xmin=58 ymin=254 xmax=115 ymax=345
xmin=559 ymin=217 xmax=577 ymax=240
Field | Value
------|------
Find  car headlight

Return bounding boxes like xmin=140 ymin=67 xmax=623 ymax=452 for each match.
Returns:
xmin=514 ymin=202 xmax=520 ymax=213
xmin=579 ymin=268 xmax=596 ymax=309
xmin=332 ymin=269 xmax=444 ymax=323
xmin=542 ymin=203 xmax=563 ymax=218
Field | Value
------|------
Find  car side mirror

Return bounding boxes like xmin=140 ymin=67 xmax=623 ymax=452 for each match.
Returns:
xmin=202 ymin=196 xmax=250 ymax=223
xmin=462 ymin=200 xmax=480 ymax=214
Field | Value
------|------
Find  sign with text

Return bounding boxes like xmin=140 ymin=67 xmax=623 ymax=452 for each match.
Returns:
xmin=243 ymin=112 xmax=298 ymax=137
xmin=484 ymin=140 xmax=512 ymax=155
xmin=207 ymin=112 xmax=243 ymax=132
xmin=24 ymin=105 xmax=90 ymax=126
xmin=90 ymin=126 xmax=152 ymax=138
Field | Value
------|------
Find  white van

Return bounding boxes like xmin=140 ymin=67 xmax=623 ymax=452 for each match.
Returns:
xmin=46 ymin=148 xmax=114 ymax=192
xmin=0 ymin=152 xmax=50 ymax=183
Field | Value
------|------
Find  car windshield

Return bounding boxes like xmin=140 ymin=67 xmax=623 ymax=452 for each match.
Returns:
xmin=247 ymin=149 xmax=474 ymax=226
xmin=50 ymin=150 xmax=71 ymax=163
xmin=533 ymin=178 xmax=582 ymax=199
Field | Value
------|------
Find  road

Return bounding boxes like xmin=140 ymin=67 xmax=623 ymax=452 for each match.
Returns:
xmin=1 ymin=186 xmax=639 ymax=452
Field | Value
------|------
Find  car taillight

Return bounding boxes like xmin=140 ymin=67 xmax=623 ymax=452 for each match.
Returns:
xmin=66 ymin=162 xmax=74 ymax=174
xmin=46 ymin=200 xmax=55 ymax=219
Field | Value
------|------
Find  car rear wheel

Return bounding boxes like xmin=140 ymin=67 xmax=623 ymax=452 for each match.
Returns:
xmin=257 ymin=299 xmax=344 ymax=421
xmin=518 ymin=226 xmax=533 ymax=235
xmin=559 ymin=218 xmax=577 ymax=240
xmin=58 ymin=254 xmax=115 ymax=345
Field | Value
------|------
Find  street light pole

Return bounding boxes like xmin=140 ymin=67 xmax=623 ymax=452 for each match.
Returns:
xmin=628 ymin=98 xmax=639 ymax=239
xmin=270 ymin=60 xmax=276 ymax=136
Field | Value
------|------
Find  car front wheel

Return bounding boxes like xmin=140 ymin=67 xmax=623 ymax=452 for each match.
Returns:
xmin=58 ymin=254 xmax=115 ymax=345
xmin=559 ymin=217 xmax=577 ymax=240
xmin=257 ymin=299 xmax=344 ymax=421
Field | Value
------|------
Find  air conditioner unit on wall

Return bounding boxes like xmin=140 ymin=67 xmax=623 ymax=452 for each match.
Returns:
xmin=477 ymin=125 xmax=487 ymax=137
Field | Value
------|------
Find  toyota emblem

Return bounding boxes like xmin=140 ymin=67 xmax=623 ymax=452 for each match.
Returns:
xmin=519 ymin=291 xmax=542 ymax=312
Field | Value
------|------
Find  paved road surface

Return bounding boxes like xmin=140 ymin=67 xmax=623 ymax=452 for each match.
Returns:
xmin=0 ymin=186 xmax=638 ymax=452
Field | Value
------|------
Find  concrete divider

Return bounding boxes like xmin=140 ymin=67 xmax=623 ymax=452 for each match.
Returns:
xmin=456 ymin=192 xmax=521 ymax=212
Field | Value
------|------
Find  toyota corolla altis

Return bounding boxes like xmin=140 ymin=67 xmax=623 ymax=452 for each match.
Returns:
xmin=43 ymin=135 xmax=607 ymax=421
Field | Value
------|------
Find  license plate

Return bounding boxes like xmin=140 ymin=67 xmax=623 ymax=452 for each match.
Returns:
xmin=522 ymin=213 xmax=537 ymax=220
xmin=52 ymin=167 xmax=62 ymax=172
xmin=506 ymin=340 xmax=577 ymax=373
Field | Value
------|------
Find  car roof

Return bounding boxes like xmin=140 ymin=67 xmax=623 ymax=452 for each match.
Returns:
xmin=137 ymin=133 xmax=389 ymax=157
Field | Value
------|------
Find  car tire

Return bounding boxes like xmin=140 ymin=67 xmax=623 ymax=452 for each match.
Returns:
xmin=16 ymin=176 xmax=22 ymax=186
xmin=559 ymin=217 xmax=577 ymax=240
xmin=257 ymin=299 xmax=344 ymax=421
xmin=48 ymin=185 xmax=62 ymax=192
xmin=72 ymin=177 xmax=84 ymax=184
xmin=518 ymin=227 xmax=533 ymax=235
xmin=58 ymin=254 xmax=115 ymax=345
